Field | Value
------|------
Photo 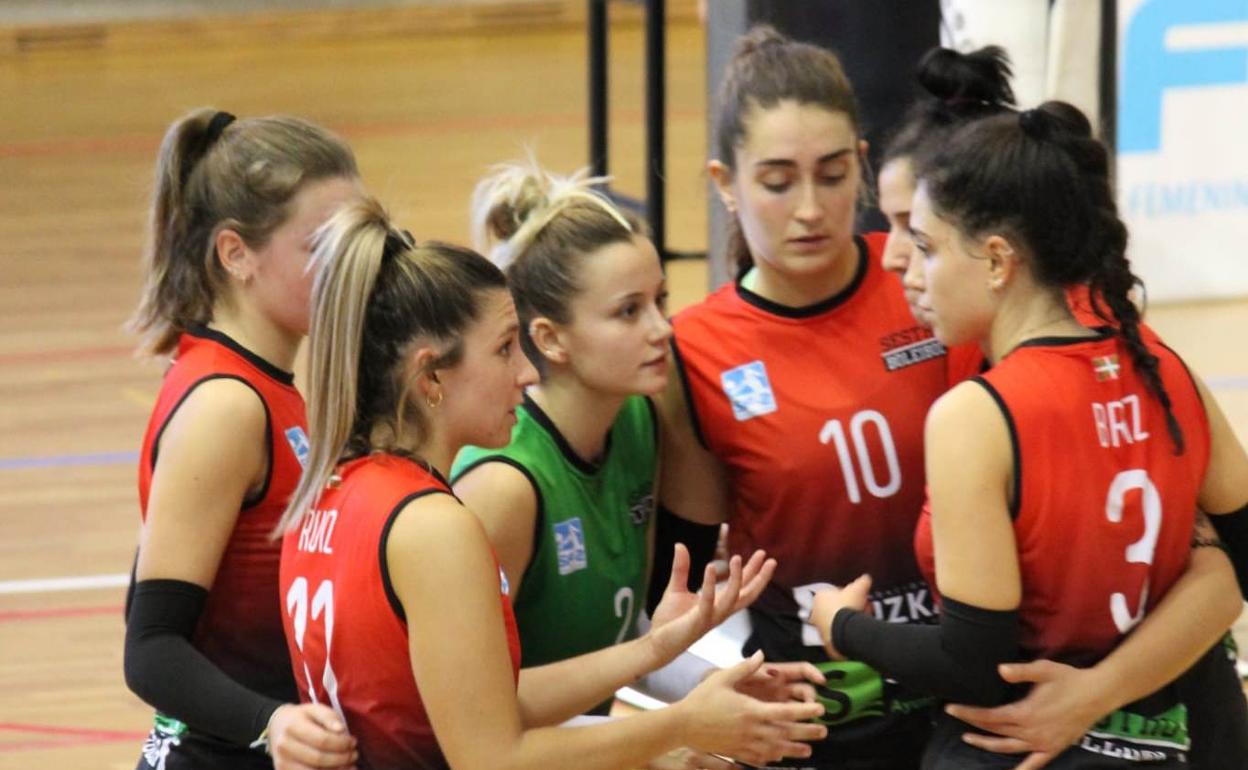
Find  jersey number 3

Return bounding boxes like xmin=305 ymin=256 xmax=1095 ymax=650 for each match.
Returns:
xmin=286 ymin=577 xmax=346 ymax=720
xmin=1105 ymin=469 xmax=1162 ymax=634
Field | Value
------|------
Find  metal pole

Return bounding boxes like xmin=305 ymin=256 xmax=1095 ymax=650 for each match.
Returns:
xmin=1100 ymin=0 xmax=1117 ymax=157
xmin=644 ymin=0 xmax=666 ymax=258
xmin=589 ymin=0 xmax=609 ymax=178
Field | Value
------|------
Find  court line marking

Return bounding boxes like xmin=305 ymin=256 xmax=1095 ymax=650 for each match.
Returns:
xmin=0 ymin=573 xmax=129 ymax=595
xmin=0 ymin=604 xmax=124 ymax=623
xmin=0 ymin=722 xmax=147 ymax=754
xmin=0 ymin=451 xmax=138 ymax=471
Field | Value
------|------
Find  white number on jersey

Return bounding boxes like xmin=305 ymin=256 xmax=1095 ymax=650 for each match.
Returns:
xmin=1104 ymin=469 xmax=1162 ymax=633
xmin=614 ymin=586 xmax=635 ymax=644
xmin=819 ymin=410 xmax=902 ymax=504
xmin=285 ymin=577 xmax=346 ymax=721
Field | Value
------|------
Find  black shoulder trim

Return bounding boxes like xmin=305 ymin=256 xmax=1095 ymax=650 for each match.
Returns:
xmin=452 ymin=455 xmax=546 ymax=593
xmin=522 ymin=393 xmax=607 ymax=475
xmin=187 ymin=324 xmax=295 ymax=385
xmin=669 ymin=338 xmax=710 ymax=451
xmin=969 ymin=377 xmax=1021 ymax=520
xmin=150 ymin=374 xmax=272 ymax=511
xmin=1014 ymin=328 xmax=1110 ymax=350
xmin=378 ymin=489 xmax=457 ymax=623
xmin=733 ymin=235 xmax=869 ymax=319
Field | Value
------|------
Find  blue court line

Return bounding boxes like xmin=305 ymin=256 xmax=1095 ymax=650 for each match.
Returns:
xmin=0 ymin=451 xmax=138 ymax=471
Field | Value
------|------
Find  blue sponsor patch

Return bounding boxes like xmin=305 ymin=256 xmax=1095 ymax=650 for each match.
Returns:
xmin=720 ymin=360 xmax=778 ymax=421
xmin=553 ymin=517 xmax=588 ymax=575
xmin=285 ymin=426 xmax=310 ymax=468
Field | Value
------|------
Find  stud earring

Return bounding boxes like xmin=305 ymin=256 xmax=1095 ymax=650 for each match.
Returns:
xmin=427 ymin=390 xmax=443 ymax=409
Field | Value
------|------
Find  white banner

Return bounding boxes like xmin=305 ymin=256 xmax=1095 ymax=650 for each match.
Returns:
xmin=940 ymin=0 xmax=1101 ymax=128
xmin=1117 ymin=0 xmax=1248 ymax=303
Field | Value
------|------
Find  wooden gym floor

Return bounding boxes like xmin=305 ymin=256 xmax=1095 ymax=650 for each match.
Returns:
xmin=0 ymin=5 xmax=1244 ymax=768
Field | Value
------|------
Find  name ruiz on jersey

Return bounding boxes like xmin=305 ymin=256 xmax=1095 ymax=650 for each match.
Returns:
xmin=879 ymin=327 xmax=946 ymax=372
xmin=297 ymin=508 xmax=338 ymax=554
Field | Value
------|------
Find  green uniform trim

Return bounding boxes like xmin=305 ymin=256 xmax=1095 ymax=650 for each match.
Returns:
xmin=1088 ymin=703 xmax=1190 ymax=751
xmin=452 ymin=394 xmax=657 ymax=669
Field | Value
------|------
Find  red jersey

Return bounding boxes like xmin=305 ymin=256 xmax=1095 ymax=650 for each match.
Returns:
xmin=674 ymin=236 xmax=950 ymax=647
xmin=137 ymin=325 xmax=307 ymax=703
xmin=279 ymin=454 xmax=521 ymax=770
xmin=915 ymin=333 xmax=1209 ymax=666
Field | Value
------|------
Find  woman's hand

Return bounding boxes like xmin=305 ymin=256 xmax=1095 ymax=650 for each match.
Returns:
xmin=267 ymin=703 xmax=358 ymax=770
xmin=943 ymin=659 xmax=1112 ymax=770
xmin=647 ymin=545 xmax=775 ymax=664
xmin=807 ymin=574 xmax=872 ymax=660
xmin=733 ymin=661 xmax=825 ymax=704
xmin=676 ymin=652 xmax=827 ymax=766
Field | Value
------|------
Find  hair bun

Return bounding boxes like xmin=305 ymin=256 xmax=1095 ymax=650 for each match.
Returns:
xmin=471 ymin=158 xmax=625 ymax=270
xmin=1018 ymin=108 xmax=1051 ymax=139
xmin=917 ymin=46 xmax=1015 ymax=110
xmin=1036 ymin=100 xmax=1093 ymax=138
xmin=734 ymin=24 xmax=787 ymax=60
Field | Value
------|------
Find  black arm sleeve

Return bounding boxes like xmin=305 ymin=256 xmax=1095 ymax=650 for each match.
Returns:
xmin=832 ymin=596 xmax=1021 ymax=706
xmin=1208 ymin=500 xmax=1248 ymax=598
xmin=647 ymin=504 xmax=721 ymax=616
xmin=124 ymin=578 xmax=282 ymax=746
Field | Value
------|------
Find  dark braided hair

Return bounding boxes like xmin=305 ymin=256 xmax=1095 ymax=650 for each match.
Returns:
xmin=917 ymin=101 xmax=1184 ymax=454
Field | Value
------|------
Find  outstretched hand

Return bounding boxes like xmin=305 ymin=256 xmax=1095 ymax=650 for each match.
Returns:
xmin=647 ymin=544 xmax=776 ymax=664
xmin=678 ymin=652 xmax=827 ymax=767
xmin=733 ymin=661 xmax=825 ymax=704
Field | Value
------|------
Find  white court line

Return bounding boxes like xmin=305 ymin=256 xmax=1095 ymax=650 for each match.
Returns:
xmin=0 ymin=573 xmax=129 ymax=595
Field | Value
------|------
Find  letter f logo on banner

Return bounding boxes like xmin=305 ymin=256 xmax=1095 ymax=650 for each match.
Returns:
xmin=1120 ymin=0 xmax=1248 ymax=153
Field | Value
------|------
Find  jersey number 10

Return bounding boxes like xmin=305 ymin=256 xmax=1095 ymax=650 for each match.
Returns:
xmin=820 ymin=410 xmax=902 ymax=504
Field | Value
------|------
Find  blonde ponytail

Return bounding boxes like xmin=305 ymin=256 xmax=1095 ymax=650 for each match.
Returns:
xmin=278 ymin=198 xmax=508 ymax=535
xmin=278 ymin=199 xmax=391 ymax=534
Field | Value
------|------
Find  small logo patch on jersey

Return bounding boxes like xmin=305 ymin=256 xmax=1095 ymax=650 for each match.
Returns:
xmin=285 ymin=426 xmax=310 ymax=468
xmin=1092 ymin=354 xmax=1121 ymax=381
xmin=628 ymin=493 xmax=655 ymax=526
xmin=554 ymin=518 xmax=588 ymax=575
xmin=499 ymin=566 xmax=510 ymax=596
xmin=720 ymin=360 xmax=777 ymax=421
xmin=879 ymin=326 xmax=946 ymax=372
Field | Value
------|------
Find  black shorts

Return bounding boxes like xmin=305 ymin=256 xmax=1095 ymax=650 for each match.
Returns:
xmin=135 ymin=715 xmax=271 ymax=770
xmin=760 ymin=714 xmax=930 ymax=770
xmin=1177 ymin=634 xmax=1248 ymax=770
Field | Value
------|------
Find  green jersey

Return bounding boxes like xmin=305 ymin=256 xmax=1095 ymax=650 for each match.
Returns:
xmin=452 ymin=393 xmax=657 ymax=670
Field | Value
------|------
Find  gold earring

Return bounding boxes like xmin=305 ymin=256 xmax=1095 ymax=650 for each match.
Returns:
xmin=426 ymin=390 xmax=443 ymax=409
